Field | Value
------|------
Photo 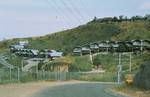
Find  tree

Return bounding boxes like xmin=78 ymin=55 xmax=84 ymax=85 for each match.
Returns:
xmin=91 ymin=16 xmax=97 ymax=22
xmin=113 ymin=16 xmax=118 ymax=22
xmin=124 ymin=16 xmax=128 ymax=22
xmin=93 ymin=56 xmax=101 ymax=69
xmin=145 ymin=14 xmax=150 ymax=21
xmin=119 ymin=15 xmax=124 ymax=21
xmin=131 ymin=16 xmax=136 ymax=21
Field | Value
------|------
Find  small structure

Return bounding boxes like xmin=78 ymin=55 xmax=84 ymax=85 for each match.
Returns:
xmin=81 ymin=44 xmax=91 ymax=55
xmin=10 ymin=45 xmax=25 ymax=53
xmin=43 ymin=49 xmax=63 ymax=59
xmin=125 ymin=74 xmax=134 ymax=85
xmin=30 ymin=49 xmax=39 ymax=57
xmin=73 ymin=46 xmax=82 ymax=55
xmin=125 ymin=41 xmax=133 ymax=52
xmin=117 ymin=41 xmax=128 ymax=52
xmin=19 ymin=40 xmax=29 ymax=47
xmin=43 ymin=57 xmax=71 ymax=72
xmin=132 ymin=39 xmax=141 ymax=52
xmin=109 ymin=41 xmax=119 ymax=52
xmin=143 ymin=40 xmax=150 ymax=51
xmin=10 ymin=40 xmax=29 ymax=53
xmin=48 ymin=50 xmax=63 ymax=58
xmin=98 ymin=41 xmax=110 ymax=52
xmin=89 ymin=42 xmax=99 ymax=53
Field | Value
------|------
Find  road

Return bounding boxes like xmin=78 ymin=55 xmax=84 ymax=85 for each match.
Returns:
xmin=0 ymin=55 xmax=14 ymax=69
xmin=22 ymin=58 xmax=39 ymax=72
xmin=31 ymin=82 xmax=130 ymax=97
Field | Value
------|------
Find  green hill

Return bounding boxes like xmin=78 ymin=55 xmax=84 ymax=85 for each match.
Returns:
xmin=1 ymin=15 xmax=150 ymax=54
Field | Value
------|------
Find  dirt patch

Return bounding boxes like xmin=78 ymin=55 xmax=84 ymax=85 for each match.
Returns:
xmin=0 ymin=80 xmax=81 ymax=97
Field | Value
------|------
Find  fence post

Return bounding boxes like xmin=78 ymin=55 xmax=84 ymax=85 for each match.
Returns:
xmin=0 ymin=70 xmax=1 ymax=83
xmin=9 ymin=68 xmax=12 ymax=81
xmin=36 ymin=64 xmax=38 ymax=80
xmin=129 ymin=52 xmax=132 ymax=72
xmin=117 ymin=53 xmax=122 ymax=84
xmin=18 ymin=68 xmax=20 ymax=81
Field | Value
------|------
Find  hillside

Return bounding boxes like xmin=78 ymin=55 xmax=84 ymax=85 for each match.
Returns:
xmin=0 ymin=15 xmax=150 ymax=54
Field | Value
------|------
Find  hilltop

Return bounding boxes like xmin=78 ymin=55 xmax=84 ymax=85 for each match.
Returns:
xmin=0 ymin=15 xmax=150 ymax=54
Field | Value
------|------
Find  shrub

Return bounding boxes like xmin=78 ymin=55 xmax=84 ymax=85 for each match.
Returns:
xmin=69 ymin=56 xmax=92 ymax=72
xmin=134 ymin=61 xmax=150 ymax=90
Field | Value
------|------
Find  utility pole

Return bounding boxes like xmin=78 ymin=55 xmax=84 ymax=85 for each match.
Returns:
xmin=129 ymin=52 xmax=132 ymax=72
xmin=17 ymin=67 xmax=20 ymax=81
xmin=80 ymin=51 xmax=82 ymax=56
xmin=21 ymin=57 xmax=24 ymax=71
xmin=36 ymin=63 xmax=38 ymax=80
xmin=9 ymin=67 xmax=12 ymax=81
xmin=0 ymin=69 xmax=1 ymax=82
xmin=89 ymin=50 xmax=93 ymax=64
xmin=140 ymin=40 xmax=143 ymax=54
xmin=106 ymin=41 xmax=109 ymax=53
xmin=117 ymin=53 xmax=122 ymax=84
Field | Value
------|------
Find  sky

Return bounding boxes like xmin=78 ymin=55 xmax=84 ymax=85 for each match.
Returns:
xmin=0 ymin=0 xmax=150 ymax=40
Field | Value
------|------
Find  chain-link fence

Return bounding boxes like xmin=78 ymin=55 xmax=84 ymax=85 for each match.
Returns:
xmin=0 ymin=68 xmax=19 ymax=83
xmin=0 ymin=68 xmax=118 ymax=83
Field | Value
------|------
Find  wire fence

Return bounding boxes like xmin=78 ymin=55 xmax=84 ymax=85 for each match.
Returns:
xmin=0 ymin=68 xmax=119 ymax=83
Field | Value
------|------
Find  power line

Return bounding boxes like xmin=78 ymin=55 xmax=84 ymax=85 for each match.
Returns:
xmin=46 ymin=0 xmax=72 ymax=29
xmin=68 ymin=0 xmax=86 ymax=22
xmin=79 ymin=0 xmax=101 ymax=30
xmin=78 ymin=0 xmax=91 ymax=18
xmin=59 ymin=0 xmax=82 ymax=24
xmin=51 ymin=0 xmax=76 ymax=27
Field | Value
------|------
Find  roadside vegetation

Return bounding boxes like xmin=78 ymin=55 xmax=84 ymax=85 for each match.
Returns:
xmin=134 ymin=60 xmax=150 ymax=90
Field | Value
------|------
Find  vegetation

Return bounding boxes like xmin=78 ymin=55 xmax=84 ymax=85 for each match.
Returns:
xmin=79 ymin=72 xmax=117 ymax=82
xmin=0 ymin=15 xmax=150 ymax=54
xmin=69 ymin=55 xmax=92 ymax=72
xmin=115 ymin=84 xmax=150 ymax=97
xmin=134 ymin=60 xmax=150 ymax=90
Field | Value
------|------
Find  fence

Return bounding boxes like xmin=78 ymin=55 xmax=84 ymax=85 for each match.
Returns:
xmin=0 ymin=68 xmax=119 ymax=83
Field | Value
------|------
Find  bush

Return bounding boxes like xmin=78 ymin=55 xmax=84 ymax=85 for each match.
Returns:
xmin=69 ymin=56 xmax=92 ymax=72
xmin=134 ymin=61 xmax=150 ymax=90
xmin=93 ymin=56 xmax=101 ymax=68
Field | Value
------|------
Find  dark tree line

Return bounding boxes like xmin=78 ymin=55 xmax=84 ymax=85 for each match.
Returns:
xmin=90 ymin=14 xmax=150 ymax=23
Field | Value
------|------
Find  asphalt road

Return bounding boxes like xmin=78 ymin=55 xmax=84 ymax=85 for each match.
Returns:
xmin=31 ymin=83 xmax=129 ymax=97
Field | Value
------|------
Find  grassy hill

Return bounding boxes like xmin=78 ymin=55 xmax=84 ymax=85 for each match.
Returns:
xmin=0 ymin=15 xmax=150 ymax=54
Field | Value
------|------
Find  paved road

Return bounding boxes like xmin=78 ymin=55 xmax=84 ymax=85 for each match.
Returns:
xmin=0 ymin=55 xmax=14 ymax=69
xmin=31 ymin=83 xmax=129 ymax=97
xmin=22 ymin=58 xmax=39 ymax=72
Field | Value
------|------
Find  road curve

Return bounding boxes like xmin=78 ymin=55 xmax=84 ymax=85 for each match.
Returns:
xmin=31 ymin=82 xmax=130 ymax=97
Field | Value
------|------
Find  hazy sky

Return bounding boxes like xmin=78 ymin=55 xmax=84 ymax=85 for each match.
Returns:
xmin=0 ymin=0 xmax=150 ymax=40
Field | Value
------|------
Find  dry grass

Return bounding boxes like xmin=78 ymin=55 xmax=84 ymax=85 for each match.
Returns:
xmin=0 ymin=80 xmax=81 ymax=97
xmin=114 ymin=85 xmax=150 ymax=97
